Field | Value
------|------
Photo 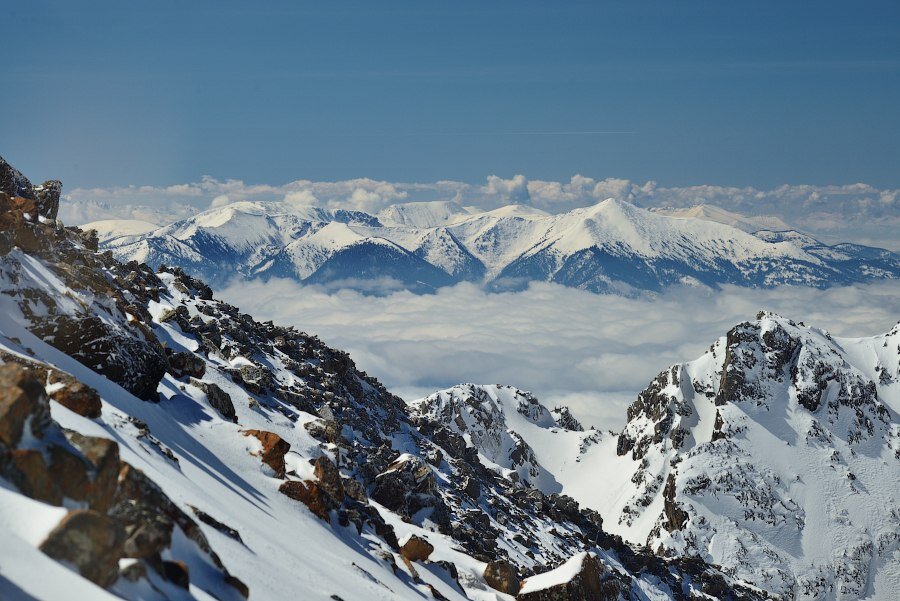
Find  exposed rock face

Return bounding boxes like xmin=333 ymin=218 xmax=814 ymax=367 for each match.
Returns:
xmin=33 ymin=179 xmax=62 ymax=219
xmin=0 ymin=363 xmax=50 ymax=447
xmin=400 ymin=534 xmax=434 ymax=562
xmin=517 ymin=552 xmax=612 ymax=601
xmin=30 ymin=315 xmax=168 ymax=401
xmin=313 ymin=455 xmax=345 ymax=502
xmin=0 ymin=155 xmax=35 ymax=200
xmin=484 ymin=559 xmax=520 ymax=595
xmin=610 ymin=314 xmax=900 ymax=599
xmin=279 ymin=480 xmax=335 ymax=520
xmin=167 ymin=350 xmax=206 ymax=379
xmin=190 ymin=378 xmax=236 ymax=422
xmin=243 ymin=429 xmax=290 ymax=477
xmin=39 ymin=510 xmax=126 ymax=588
xmin=372 ymin=454 xmax=443 ymax=520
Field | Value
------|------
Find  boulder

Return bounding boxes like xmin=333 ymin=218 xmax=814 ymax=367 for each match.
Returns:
xmin=29 ymin=315 xmax=168 ymax=402
xmin=239 ymin=364 xmax=273 ymax=395
xmin=0 ymin=363 xmax=50 ymax=447
xmin=517 ymin=552 xmax=610 ymax=601
xmin=50 ymin=379 xmax=103 ymax=418
xmin=65 ymin=431 xmax=121 ymax=513
xmin=33 ymin=179 xmax=61 ymax=219
xmin=190 ymin=378 xmax=236 ymax=422
xmin=39 ymin=509 xmax=126 ymax=588
xmin=400 ymin=534 xmax=434 ymax=562
xmin=279 ymin=480 xmax=334 ymax=520
xmin=242 ymin=429 xmax=290 ymax=477
xmin=484 ymin=560 xmax=520 ymax=595
xmin=372 ymin=454 xmax=440 ymax=519
xmin=313 ymin=455 xmax=345 ymax=503
xmin=167 ymin=351 xmax=206 ymax=380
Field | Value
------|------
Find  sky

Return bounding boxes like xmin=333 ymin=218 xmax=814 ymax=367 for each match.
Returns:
xmin=4 ymin=1 xmax=900 ymax=191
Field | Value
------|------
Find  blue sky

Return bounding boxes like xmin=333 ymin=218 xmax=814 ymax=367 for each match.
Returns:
xmin=4 ymin=1 xmax=899 ymax=190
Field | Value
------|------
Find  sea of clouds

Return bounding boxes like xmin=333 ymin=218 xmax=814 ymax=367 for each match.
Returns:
xmin=218 ymin=279 xmax=900 ymax=430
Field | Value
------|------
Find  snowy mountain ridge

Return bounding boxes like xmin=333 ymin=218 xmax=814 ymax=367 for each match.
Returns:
xmin=99 ymin=198 xmax=900 ymax=295
xmin=412 ymin=317 xmax=900 ymax=600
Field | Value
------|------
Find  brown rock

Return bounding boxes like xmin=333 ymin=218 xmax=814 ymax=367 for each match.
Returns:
xmin=313 ymin=455 xmax=345 ymax=503
xmin=65 ymin=432 xmax=121 ymax=512
xmin=400 ymin=534 xmax=434 ymax=562
xmin=8 ymin=449 xmax=62 ymax=504
xmin=39 ymin=509 xmax=126 ymax=589
xmin=279 ymin=480 xmax=333 ymax=520
xmin=243 ymin=429 xmax=290 ymax=478
xmin=10 ymin=195 xmax=37 ymax=217
xmin=47 ymin=444 xmax=91 ymax=503
xmin=517 ymin=553 xmax=608 ymax=601
xmin=0 ymin=363 xmax=50 ymax=447
xmin=49 ymin=380 xmax=102 ymax=418
xmin=484 ymin=559 xmax=520 ymax=595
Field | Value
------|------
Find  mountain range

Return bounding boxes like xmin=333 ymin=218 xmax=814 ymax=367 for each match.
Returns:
xmin=90 ymin=198 xmax=900 ymax=295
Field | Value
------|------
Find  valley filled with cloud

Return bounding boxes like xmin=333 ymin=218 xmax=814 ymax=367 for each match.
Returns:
xmin=219 ymin=278 xmax=900 ymax=430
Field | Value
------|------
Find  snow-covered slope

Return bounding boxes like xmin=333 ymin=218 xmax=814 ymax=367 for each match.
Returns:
xmin=81 ymin=219 xmax=159 ymax=242
xmin=652 ymin=204 xmax=792 ymax=233
xmin=0 ymin=159 xmax=765 ymax=600
xmin=101 ymin=198 xmax=900 ymax=293
xmin=414 ymin=318 xmax=900 ymax=600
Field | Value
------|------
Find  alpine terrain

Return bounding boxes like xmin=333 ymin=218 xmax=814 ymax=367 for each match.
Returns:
xmin=0 ymin=158 xmax=780 ymax=599
xmin=1 ymin=153 xmax=898 ymax=601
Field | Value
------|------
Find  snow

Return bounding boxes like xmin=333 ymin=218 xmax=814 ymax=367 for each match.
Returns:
xmin=81 ymin=219 xmax=159 ymax=242
xmin=653 ymin=204 xmax=792 ymax=234
xmin=518 ymin=551 xmax=589 ymax=594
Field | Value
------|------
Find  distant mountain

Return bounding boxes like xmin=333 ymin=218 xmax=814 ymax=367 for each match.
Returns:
xmin=413 ymin=314 xmax=900 ymax=599
xmin=98 ymin=198 xmax=900 ymax=294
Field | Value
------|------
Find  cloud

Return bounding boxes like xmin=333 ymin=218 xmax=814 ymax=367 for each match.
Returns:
xmin=216 ymin=279 xmax=900 ymax=431
xmin=483 ymin=174 xmax=530 ymax=204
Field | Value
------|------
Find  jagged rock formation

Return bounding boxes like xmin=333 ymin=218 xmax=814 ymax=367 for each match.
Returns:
xmin=0 ymin=156 xmax=764 ymax=600
xmin=99 ymin=197 xmax=900 ymax=294
xmin=606 ymin=314 xmax=900 ymax=600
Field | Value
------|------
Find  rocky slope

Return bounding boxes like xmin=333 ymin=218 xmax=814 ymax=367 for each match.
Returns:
xmin=0 ymin=158 xmax=765 ymax=599
xmin=413 ymin=322 xmax=900 ymax=600
xmin=98 ymin=197 xmax=900 ymax=295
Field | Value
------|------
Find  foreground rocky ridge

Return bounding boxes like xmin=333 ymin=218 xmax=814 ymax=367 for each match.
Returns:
xmin=0 ymin=159 xmax=763 ymax=599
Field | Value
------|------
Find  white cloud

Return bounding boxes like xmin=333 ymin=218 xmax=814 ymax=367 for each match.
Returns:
xmin=483 ymin=174 xmax=531 ymax=204
xmin=216 ymin=279 xmax=900 ymax=431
